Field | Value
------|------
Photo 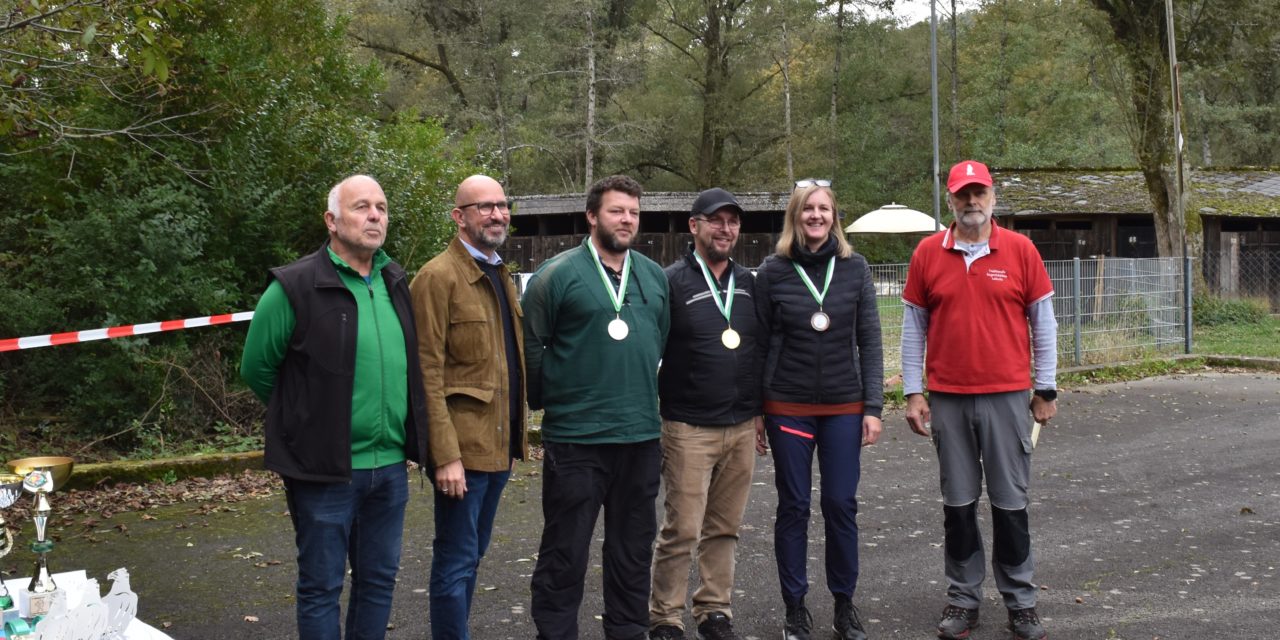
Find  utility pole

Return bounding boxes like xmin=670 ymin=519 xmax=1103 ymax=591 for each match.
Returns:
xmin=930 ymin=0 xmax=941 ymax=230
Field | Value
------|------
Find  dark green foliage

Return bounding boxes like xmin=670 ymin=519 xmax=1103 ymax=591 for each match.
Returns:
xmin=0 ymin=0 xmax=476 ymax=458
xmin=1192 ymin=295 xmax=1269 ymax=327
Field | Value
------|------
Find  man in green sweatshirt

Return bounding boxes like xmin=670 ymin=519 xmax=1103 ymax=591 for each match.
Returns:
xmin=523 ymin=175 xmax=670 ymax=640
xmin=240 ymin=174 xmax=429 ymax=640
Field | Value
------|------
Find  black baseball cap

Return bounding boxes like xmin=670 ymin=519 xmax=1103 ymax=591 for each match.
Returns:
xmin=691 ymin=188 xmax=743 ymax=217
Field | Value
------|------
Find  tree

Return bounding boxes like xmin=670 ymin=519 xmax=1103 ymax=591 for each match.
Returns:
xmin=1 ymin=0 xmax=199 ymax=151
xmin=0 ymin=0 xmax=474 ymax=454
xmin=1087 ymin=0 xmax=1185 ymax=257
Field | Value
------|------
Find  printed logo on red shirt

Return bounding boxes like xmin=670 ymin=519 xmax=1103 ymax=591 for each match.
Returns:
xmin=986 ymin=268 xmax=1008 ymax=282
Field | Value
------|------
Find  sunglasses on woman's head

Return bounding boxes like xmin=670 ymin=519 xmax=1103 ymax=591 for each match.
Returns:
xmin=794 ymin=179 xmax=832 ymax=189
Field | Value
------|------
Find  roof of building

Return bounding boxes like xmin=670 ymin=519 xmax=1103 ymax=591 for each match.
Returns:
xmin=512 ymin=191 xmax=791 ymax=216
xmin=992 ymin=169 xmax=1280 ymax=218
xmin=509 ymin=169 xmax=1280 ymax=219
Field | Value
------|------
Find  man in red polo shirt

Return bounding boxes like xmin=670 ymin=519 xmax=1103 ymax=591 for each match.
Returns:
xmin=901 ymin=160 xmax=1059 ymax=640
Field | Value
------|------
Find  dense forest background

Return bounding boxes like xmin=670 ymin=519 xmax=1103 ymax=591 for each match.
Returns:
xmin=1 ymin=0 xmax=1277 ymax=456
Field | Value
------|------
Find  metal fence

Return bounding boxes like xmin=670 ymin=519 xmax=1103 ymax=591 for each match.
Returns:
xmin=520 ymin=257 xmax=1193 ymax=374
xmin=871 ymin=257 xmax=1191 ymax=374
xmin=1202 ymin=249 xmax=1280 ymax=311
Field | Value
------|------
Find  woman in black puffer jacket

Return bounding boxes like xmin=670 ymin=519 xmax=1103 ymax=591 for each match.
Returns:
xmin=754 ymin=180 xmax=883 ymax=640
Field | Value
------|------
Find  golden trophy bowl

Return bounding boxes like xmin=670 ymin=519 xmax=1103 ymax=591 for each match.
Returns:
xmin=6 ymin=457 xmax=75 ymax=492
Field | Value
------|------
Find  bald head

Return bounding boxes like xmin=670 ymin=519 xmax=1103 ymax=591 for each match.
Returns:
xmin=328 ymin=174 xmax=382 ymax=220
xmin=455 ymin=175 xmax=504 ymax=208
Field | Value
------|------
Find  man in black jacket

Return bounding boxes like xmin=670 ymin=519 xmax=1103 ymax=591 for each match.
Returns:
xmin=241 ymin=175 xmax=429 ymax=640
xmin=648 ymin=188 xmax=763 ymax=640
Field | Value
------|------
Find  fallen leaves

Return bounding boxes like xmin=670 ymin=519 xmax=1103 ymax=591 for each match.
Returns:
xmin=0 ymin=470 xmax=282 ymax=535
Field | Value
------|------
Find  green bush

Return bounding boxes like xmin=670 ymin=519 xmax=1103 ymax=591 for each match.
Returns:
xmin=1193 ymin=295 xmax=1268 ymax=326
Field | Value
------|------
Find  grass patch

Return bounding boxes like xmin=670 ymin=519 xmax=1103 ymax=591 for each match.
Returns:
xmin=1059 ymin=357 xmax=1208 ymax=386
xmin=1194 ymin=314 xmax=1280 ymax=358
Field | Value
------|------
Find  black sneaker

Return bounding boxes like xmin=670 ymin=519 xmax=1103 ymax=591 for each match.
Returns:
xmin=1007 ymin=607 xmax=1046 ymax=640
xmin=783 ymin=599 xmax=813 ymax=640
xmin=696 ymin=612 xmax=739 ymax=640
xmin=833 ymin=596 xmax=868 ymax=640
xmin=936 ymin=604 xmax=979 ymax=639
xmin=649 ymin=624 xmax=685 ymax=640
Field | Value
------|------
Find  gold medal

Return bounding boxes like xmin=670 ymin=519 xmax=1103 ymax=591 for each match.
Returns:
xmin=608 ymin=317 xmax=629 ymax=340
xmin=810 ymin=311 xmax=830 ymax=332
xmin=721 ymin=327 xmax=741 ymax=349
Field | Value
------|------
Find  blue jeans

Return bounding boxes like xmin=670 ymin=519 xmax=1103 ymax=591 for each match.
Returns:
xmin=766 ymin=413 xmax=863 ymax=603
xmin=284 ymin=463 xmax=409 ymax=640
xmin=430 ymin=468 xmax=511 ymax=640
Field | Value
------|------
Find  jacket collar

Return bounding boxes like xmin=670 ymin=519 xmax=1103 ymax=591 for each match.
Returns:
xmin=315 ymin=240 xmax=393 ymax=287
xmin=447 ymin=235 xmax=493 ymax=284
xmin=794 ymin=235 xmax=838 ymax=266
xmin=682 ymin=244 xmax=735 ymax=284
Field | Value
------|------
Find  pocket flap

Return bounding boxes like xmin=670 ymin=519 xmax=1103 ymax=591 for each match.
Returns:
xmin=445 ymin=386 xmax=494 ymax=403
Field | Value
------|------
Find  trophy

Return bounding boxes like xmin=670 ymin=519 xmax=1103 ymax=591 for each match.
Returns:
xmin=6 ymin=457 xmax=74 ymax=619
xmin=0 ymin=473 xmax=24 ymax=611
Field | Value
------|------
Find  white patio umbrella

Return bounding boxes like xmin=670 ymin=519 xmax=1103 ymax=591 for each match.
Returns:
xmin=844 ymin=203 xmax=940 ymax=234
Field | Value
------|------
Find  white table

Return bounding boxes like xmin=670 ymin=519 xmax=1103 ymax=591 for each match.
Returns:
xmin=3 ymin=571 xmax=172 ymax=640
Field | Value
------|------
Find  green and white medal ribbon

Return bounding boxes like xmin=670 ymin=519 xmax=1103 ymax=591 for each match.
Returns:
xmin=793 ymin=256 xmax=835 ymax=332
xmin=586 ymin=238 xmax=632 ymax=340
xmin=692 ymin=251 xmax=740 ymax=349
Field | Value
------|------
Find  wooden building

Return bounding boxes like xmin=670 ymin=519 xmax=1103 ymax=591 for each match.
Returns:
xmin=497 ymin=170 xmax=1280 ymax=305
xmin=499 ymin=191 xmax=793 ymax=272
xmin=994 ymin=168 xmax=1280 ymax=307
xmin=993 ymin=168 xmax=1280 ymax=260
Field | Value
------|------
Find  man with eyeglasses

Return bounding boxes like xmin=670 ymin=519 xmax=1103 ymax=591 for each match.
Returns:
xmin=647 ymin=188 xmax=763 ymax=640
xmin=524 ymin=175 xmax=670 ymax=640
xmin=409 ymin=174 xmax=527 ymax=639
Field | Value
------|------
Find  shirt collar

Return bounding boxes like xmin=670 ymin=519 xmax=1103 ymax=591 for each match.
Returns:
xmin=459 ymin=237 xmax=502 ymax=265
xmin=940 ymin=217 xmax=1003 ymax=251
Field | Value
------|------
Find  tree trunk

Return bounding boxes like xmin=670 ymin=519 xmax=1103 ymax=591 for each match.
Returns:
xmin=1091 ymin=0 xmax=1181 ymax=257
xmin=585 ymin=7 xmax=597 ymax=189
xmin=781 ymin=12 xmax=794 ymax=184
xmin=950 ymin=0 xmax=960 ymax=158
xmin=830 ymin=0 xmax=845 ymax=177
xmin=696 ymin=1 xmax=728 ymax=188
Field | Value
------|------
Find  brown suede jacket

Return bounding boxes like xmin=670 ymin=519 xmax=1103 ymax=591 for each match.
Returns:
xmin=410 ymin=236 xmax=528 ymax=472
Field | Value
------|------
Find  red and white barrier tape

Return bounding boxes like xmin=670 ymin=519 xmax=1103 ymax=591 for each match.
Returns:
xmin=0 ymin=311 xmax=254 ymax=353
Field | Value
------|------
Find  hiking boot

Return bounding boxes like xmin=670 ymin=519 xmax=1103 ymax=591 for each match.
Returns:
xmin=783 ymin=598 xmax=813 ymax=640
xmin=833 ymin=595 xmax=868 ymax=640
xmin=696 ymin=612 xmax=739 ymax=640
xmin=649 ymin=624 xmax=685 ymax=640
xmin=936 ymin=604 xmax=979 ymax=639
xmin=1007 ymin=607 xmax=1046 ymax=640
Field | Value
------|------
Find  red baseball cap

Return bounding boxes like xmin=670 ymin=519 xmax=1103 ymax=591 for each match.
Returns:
xmin=947 ymin=160 xmax=993 ymax=193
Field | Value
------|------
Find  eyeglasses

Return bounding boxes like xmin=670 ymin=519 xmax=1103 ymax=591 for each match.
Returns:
xmin=458 ymin=199 xmax=513 ymax=216
xmin=693 ymin=216 xmax=741 ymax=230
xmin=794 ymin=179 xmax=832 ymax=189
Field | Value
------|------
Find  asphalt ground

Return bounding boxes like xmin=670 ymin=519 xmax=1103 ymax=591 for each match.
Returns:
xmin=28 ymin=371 xmax=1280 ymax=639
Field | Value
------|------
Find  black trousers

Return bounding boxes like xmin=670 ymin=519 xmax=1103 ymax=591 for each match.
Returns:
xmin=531 ymin=439 xmax=663 ymax=640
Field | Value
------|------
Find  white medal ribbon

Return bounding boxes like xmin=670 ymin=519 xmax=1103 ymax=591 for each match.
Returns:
xmin=586 ymin=238 xmax=631 ymax=338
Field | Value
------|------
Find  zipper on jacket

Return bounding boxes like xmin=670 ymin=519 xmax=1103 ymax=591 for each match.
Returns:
xmin=369 ymin=282 xmax=388 ymax=467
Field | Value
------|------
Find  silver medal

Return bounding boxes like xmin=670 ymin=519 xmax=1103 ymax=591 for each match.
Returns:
xmin=721 ymin=328 xmax=741 ymax=349
xmin=810 ymin=311 xmax=830 ymax=332
xmin=608 ymin=317 xmax=630 ymax=340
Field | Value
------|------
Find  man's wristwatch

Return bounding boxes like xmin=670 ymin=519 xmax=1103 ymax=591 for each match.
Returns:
xmin=1033 ymin=388 xmax=1058 ymax=402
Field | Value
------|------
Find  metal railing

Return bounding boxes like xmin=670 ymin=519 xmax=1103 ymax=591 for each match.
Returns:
xmin=1202 ymin=248 xmax=1280 ymax=311
xmin=872 ymin=257 xmax=1191 ymax=374
xmin=521 ymin=257 xmax=1194 ymax=373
